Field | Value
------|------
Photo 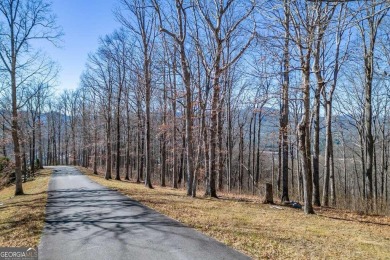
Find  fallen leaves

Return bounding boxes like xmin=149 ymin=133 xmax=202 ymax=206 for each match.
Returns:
xmin=0 ymin=169 xmax=52 ymax=247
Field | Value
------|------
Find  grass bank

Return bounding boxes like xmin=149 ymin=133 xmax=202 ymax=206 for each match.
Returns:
xmin=79 ymin=167 xmax=390 ymax=259
xmin=0 ymin=168 xmax=52 ymax=247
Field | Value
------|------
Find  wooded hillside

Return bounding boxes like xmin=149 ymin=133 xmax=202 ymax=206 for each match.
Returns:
xmin=1 ymin=0 xmax=390 ymax=215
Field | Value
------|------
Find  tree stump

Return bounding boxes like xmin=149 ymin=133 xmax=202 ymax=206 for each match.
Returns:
xmin=263 ymin=183 xmax=274 ymax=204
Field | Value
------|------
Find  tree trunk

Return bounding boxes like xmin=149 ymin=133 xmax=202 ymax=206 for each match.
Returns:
xmin=263 ymin=183 xmax=274 ymax=204
xmin=280 ymin=0 xmax=290 ymax=203
xmin=144 ymin=50 xmax=153 ymax=189
xmin=11 ymin=53 xmax=24 ymax=195
xmin=30 ymin=126 xmax=36 ymax=173
xmin=161 ymin=65 xmax=167 ymax=187
xmin=115 ymin=89 xmax=122 ymax=181
xmin=226 ymin=92 xmax=233 ymax=192
xmin=125 ymin=109 xmax=131 ymax=180
xmin=323 ymin=100 xmax=331 ymax=207
xmin=136 ymin=101 xmax=142 ymax=183
xmin=171 ymin=51 xmax=178 ymax=188
xmin=105 ymin=114 xmax=112 ymax=180
xmin=217 ymin=107 xmax=224 ymax=192
xmin=364 ymin=55 xmax=374 ymax=210
xmin=299 ymin=65 xmax=314 ymax=214
xmin=312 ymin=89 xmax=321 ymax=207
xmin=179 ymin=44 xmax=194 ymax=197
xmin=238 ymin=125 xmax=244 ymax=193
xmin=329 ymin=130 xmax=336 ymax=206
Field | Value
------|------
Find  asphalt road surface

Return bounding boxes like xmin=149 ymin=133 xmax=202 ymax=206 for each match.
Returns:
xmin=38 ymin=166 xmax=251 ymax=260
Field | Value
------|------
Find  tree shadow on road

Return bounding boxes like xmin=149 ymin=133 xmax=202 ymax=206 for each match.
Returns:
xmin=42 ymin=188 xmax=211 ymax=247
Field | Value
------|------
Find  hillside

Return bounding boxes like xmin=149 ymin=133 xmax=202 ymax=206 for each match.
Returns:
xmin=79 ymin=167 xmax=390 ymax=259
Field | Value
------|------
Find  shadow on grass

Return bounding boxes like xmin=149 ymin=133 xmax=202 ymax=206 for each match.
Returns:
xmin=0 ymin=199 xmax=45 ymax=247
xmin=0 ymin=198 xmax=46 ymax=210
xmin=318 ymin=214 xmax=390 ymax=227
xmin=22 ymin=191 xmax=48 ymax=196
xmin=86 ymin=171 xmax=256 ymax=204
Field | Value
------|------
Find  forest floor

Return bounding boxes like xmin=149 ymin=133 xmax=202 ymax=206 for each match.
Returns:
xmin=0 ymin=168 xmax=52 ymax=247
xmin=79 ymin=167 xmax=390 ymax=260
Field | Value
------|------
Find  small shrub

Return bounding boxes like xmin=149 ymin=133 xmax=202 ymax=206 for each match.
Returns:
xmin=0 ymin=157 xmax=13 ymax=188
xmin=0 ymin=157 xmax=10 ymax=172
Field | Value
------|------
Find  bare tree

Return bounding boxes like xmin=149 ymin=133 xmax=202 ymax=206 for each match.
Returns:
xmin=195 ymin=0 xmax=255 ymax=198
xmin=356 ymin=0 xmax=389 ymax=210
xmin=85 ymin=45 xmax=116 ymax=179
xmin=321 ymin=4 xmax=350 ymax=207
xmin=290 ymin=0 xmax=319 ymax=214
xmin=117 ymin=0 xmax=157 ymax=189
xmin=0 ymin=0 xmax=61 ymax=195
xmin=153 ymin=0 xmax=196 ymax=196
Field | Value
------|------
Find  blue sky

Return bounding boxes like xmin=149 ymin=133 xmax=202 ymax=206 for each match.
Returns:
xmin=42 ymin=0 xmax=119 ymax=93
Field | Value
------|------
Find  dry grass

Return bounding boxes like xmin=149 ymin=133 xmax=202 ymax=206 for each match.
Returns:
xmin=80 ymin=167 xmax=390 ymax=260
xmin=0 ymin=168 xmax=52 ymax=247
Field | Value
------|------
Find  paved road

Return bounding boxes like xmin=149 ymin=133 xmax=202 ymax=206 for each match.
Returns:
xmin=39 ymin=166 xmax=250 ymax=260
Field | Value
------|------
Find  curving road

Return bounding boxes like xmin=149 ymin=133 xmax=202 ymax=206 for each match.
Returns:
xmin=38 ymin=166 xmax=250 ymax=260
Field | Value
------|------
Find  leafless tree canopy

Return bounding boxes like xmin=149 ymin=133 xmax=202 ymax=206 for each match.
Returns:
xmin=1 ymin=0 xmax=390 ymax=215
